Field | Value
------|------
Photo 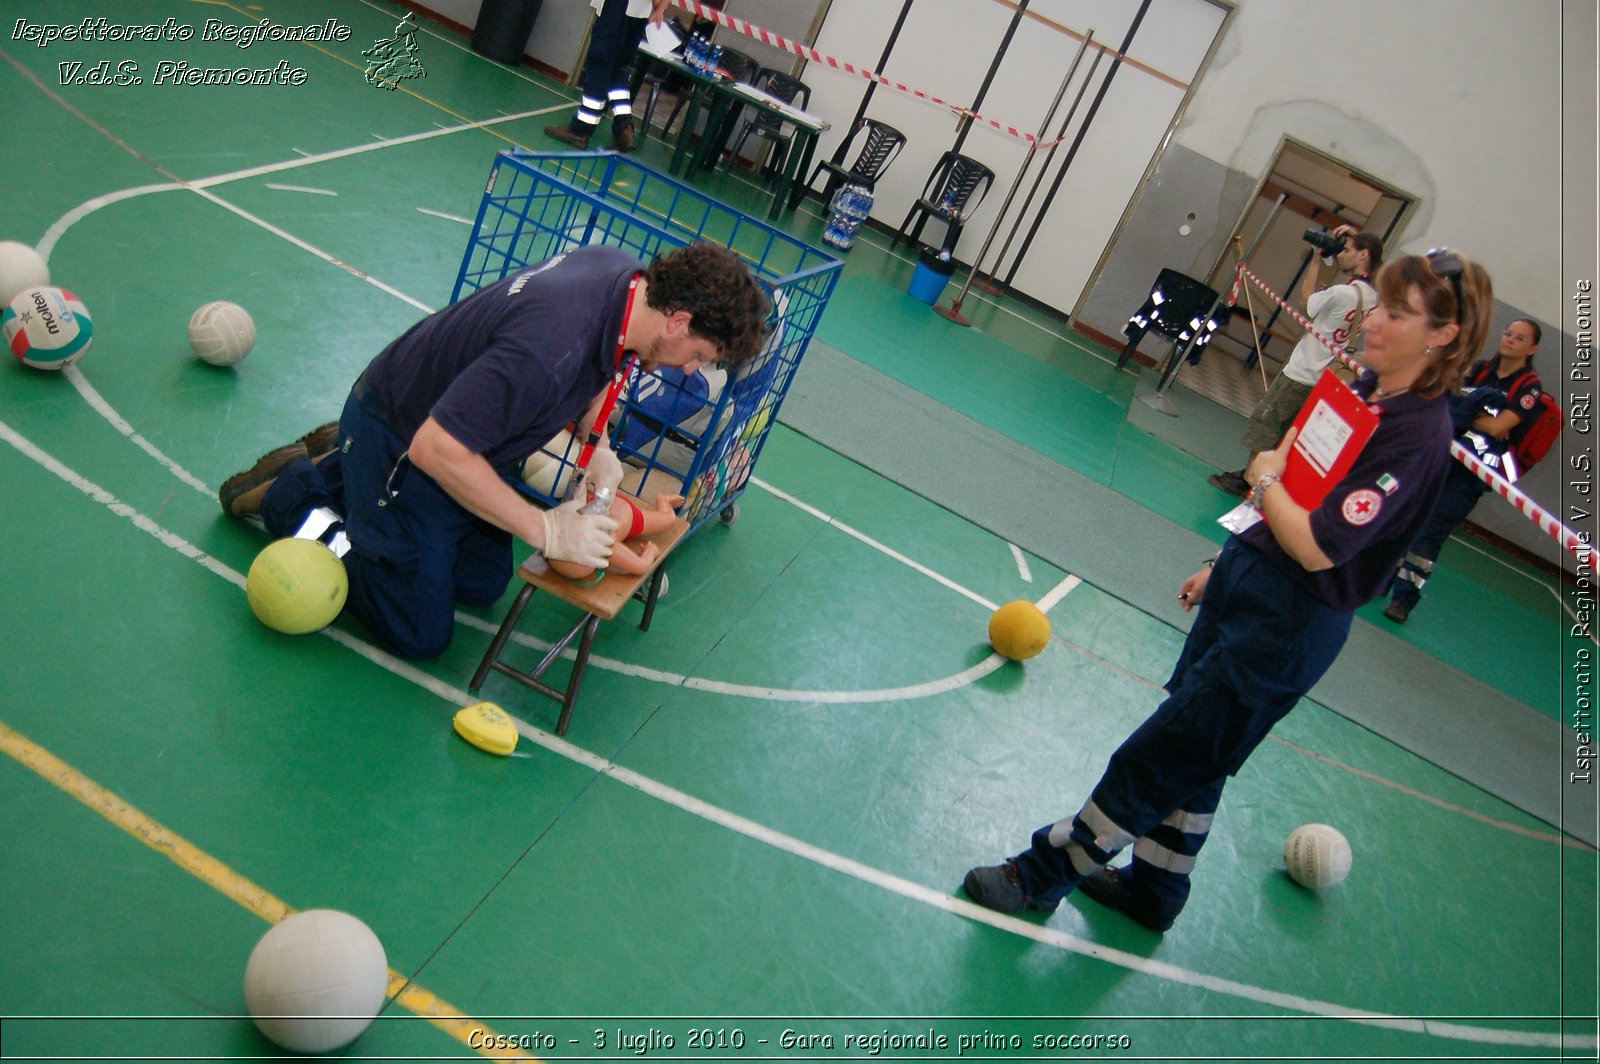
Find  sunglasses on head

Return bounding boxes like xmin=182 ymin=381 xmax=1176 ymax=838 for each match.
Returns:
xmin=1425 ymin=247 xmax=1465 ymax=325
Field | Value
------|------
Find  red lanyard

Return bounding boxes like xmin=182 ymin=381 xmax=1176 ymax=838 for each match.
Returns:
xmin=575 ymin=273 xmax=641 ymax=473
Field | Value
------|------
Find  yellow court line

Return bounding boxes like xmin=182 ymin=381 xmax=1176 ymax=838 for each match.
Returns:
xmin=0 ymin=720 xmax=540 ymax=1062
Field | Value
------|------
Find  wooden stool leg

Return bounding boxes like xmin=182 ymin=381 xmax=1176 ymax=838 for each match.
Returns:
xmin=556 ymin=614 xmax=602 ymax=736
xmin=470 ymin=584 xmax=537 ymax=693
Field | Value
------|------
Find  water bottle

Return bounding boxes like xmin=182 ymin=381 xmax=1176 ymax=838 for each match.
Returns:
xmin=581 ymin=483 xmax=615 ymax=517
xmin=940 ymin=184 xmax=958 ymax=214
xmin=686 ymin=34 xmax=704 ymax=72
xmin=709 ymin=45 xmax=723 ymax=75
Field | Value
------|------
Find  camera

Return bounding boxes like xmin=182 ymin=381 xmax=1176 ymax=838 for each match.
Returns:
xmin=1302 ymin=227 xmax=1347 ymax=257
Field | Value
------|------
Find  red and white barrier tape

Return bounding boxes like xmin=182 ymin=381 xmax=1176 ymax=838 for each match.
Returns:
xmin=1238 ymin=264 xmax=1362 ymax=373
xmin=1235 ymin=263 xmax=1591 ymax=566
xmin=668 ymin=0 xmax=1048 ymax=145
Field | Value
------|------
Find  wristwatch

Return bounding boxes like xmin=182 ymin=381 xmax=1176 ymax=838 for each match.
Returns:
xmin=1248 ymin=473 xmax=1280 ymax=510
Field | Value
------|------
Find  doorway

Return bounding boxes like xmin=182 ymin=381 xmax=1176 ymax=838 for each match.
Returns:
xmin=1184 ymin=137 xmax=1416 ymax=415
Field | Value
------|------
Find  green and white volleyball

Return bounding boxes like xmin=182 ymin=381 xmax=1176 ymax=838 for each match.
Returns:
xmin=3 ymin=285 xmax=92 ymax=371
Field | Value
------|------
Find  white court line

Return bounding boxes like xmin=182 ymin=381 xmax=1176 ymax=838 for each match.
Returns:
xmin=37 ymin=104 xmax=566 ymax=259
xmin=40 ymin=129 xmax=1582 ymax=850
xmin=62 ymin=366 xmax=213 ymax=497
xmin=0 ymin=417 xmax=1581 ymax=1053
xmin=1450 ymin=532 xmax=1591 ymax=637
xmin=1009 ymin=542 xmax=1033 ymax=583
xmin=751 ymin=476 xmax=1003 ymax=611
xmin=264 ymin=183 xmax=338 ymax=196
xmin=417 ymin=207 xmax=474 ymax=226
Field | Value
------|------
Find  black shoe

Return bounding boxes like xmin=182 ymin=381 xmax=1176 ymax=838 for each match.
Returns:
xmin=1208 ymin=470 xmax=1249 ymax=498
xmin=297 ymin=422 xmax=341 ymax=460
xmin=1383 ymin=600 xmax=1412 ymax=623
xmin=962 ymin=861 xmax=1058 ymax=914
xmin=612 ymin=124 xmax=638 ymax=152
xmin=1077 ymin=866 xmax=1174 ymax=932
xmin=219 ymin=442 xmax=309 ymax=518
xmin=544 ymin=123 xmax=592 ymax=149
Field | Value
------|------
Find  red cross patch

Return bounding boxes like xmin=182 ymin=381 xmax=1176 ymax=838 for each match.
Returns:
xmin=1520 ymin=392 xmax=1537 ymax=410
xmin=1342 ymin=489 xmax=1382 ymax=525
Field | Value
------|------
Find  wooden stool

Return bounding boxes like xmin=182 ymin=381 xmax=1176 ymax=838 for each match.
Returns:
xmin=469 ymin=515 xmax=689 ymax=736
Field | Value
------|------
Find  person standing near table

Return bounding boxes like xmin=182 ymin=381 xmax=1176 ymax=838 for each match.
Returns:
xmin=964 ymin=250 xmax=1491 ymax=932
xmin=546 ymin=0 xmax=671 ymax=152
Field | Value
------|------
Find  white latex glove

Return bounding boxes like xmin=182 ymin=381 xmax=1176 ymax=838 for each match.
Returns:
xmin=540 ymin=497 xmax=619 ymax=569
xmin=585 ymin=443 xmax=625 ymax=497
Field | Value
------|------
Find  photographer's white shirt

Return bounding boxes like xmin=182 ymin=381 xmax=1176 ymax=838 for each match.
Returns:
xmin=1282 ymin=277 xmax=1375 ymax=385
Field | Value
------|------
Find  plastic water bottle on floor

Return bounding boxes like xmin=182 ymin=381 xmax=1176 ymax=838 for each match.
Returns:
xmin=824 ymin=184 xmax=872 ymax=251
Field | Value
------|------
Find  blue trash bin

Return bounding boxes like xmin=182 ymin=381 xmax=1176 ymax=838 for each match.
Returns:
xmin=908 ymin=247 xmax=955 ymax=304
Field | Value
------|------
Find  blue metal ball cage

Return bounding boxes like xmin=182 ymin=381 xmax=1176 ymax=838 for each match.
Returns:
xmin=451 ymin=149 xmax=843 ymax=536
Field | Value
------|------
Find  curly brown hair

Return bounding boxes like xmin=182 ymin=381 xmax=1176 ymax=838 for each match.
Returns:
xmin=643 ymin=242 xmax=771 ymax=365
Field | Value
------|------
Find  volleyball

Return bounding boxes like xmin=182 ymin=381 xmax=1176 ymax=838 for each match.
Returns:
xmin=4 ymin=285 xmax=92 ymax=370
xmin=0 ymin=241 xmax=49 ymax=306
xmin=1284 ymin=823 xmax=1353 ymax=889
xmin=189 ymin=300 xmax=256 ymax=366
xmin=988 ymin=600 xmax=1051 ymax=660
xmin=246 ymin=538 xmax=348 ymax=635
xmin=244 ymin=909 xmax=388 ymax=1054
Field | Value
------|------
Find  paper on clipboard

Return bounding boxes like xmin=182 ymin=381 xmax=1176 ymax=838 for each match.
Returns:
xmin=1280 ymin=370 xmax=1378 ymax=509
xmin=640 ymin=21 xmax=682 ymax=56
xmin=1216 ymin=369 xmax=1378 ymax=533
xmin=1294 ymin=398 xmax=1356 ymax=478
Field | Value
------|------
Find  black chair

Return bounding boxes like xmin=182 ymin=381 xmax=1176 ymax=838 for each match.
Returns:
xmin=659 ymin=46 xmax=759 ymax=139
xmin=891 ymin=151 xmax=995 ymax=253
xmin=629 ymin=19 xmax=687 ymax=140
xmin=722 ymin=68 xmax=811 ymax=179
xmin=803 ymin=117 xmax=906 ymax=205
xmin=1117 ymin=268 xmax=1227 ymax=371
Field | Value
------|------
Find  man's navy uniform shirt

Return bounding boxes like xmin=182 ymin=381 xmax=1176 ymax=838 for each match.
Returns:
xmin=362 ymin=246 xmax=642 ymax=470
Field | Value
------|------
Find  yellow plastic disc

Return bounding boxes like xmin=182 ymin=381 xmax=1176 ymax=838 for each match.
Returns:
xmin=452 ymin=702 xmax=518 ymax=756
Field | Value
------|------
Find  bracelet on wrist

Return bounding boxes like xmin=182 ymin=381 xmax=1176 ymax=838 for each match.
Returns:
xmin=1248 ymin=473 xmax=1280 ymax=510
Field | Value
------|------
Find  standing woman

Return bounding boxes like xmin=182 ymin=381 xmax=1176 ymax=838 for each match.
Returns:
xmin=964 ymin=250 xmax=1493 ymax=932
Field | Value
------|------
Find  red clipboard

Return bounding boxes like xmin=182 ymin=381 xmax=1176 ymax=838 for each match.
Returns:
xmin=1279 ymin=370 xmax=1380 ymax=509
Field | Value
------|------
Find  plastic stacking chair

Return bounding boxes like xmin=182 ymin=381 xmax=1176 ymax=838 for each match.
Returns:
xmin=803 ymin=117 xmax=906 ymax=205
xmin=722 ymin=69 xmax=811 ymax=179
xmin=891 ymin=151 xmax=995 ymax=253
xmin=659 ymin=46 xmax=760 ymax=138
xmin=630 ymin=19 xmax=687 ymax=139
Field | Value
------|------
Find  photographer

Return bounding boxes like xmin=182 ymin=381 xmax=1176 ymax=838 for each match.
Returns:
xmin=1210 ymin=225 xmax=1383 ymax=497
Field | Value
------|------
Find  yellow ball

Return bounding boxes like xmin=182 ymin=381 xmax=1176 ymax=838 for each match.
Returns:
xmin=246 ymin=539 xmax=348 ymax=635
xmin=988 ymin=600 xmax=1051 ymax=660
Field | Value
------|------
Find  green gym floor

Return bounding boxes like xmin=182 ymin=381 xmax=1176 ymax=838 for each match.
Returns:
xmin=1 ymin=1 xmax=1593 ymax=1060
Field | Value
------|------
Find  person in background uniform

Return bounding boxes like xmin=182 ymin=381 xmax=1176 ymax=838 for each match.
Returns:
xmin=1211 ymin=226 xmax=1382 ymax=498
xmin=219 ymin=242 xmax=769 ymax=661
xmin=965 ymin=250 xmax=1492 ymax=932
xmin=546 ymin=0 xmax=671 ymax=152
xmin=1383 ymin=318 xmax=1544 ymax=623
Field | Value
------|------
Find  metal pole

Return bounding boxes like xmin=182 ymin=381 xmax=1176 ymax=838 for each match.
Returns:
xmin=829 ymin=0 xmax=915 ymax=168
xmin=1001 ymin=0 xmax=1151 ymax=287
xmin=975 ymin=43 xmax=1103 ymax=295
xmin=1136 ymin=193 xmax=1287 ymax=416
xmin=952 ymin=0 xmax=1029 ymax=155
xmin=936 ymin=32 xmax=1093 ymax=327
